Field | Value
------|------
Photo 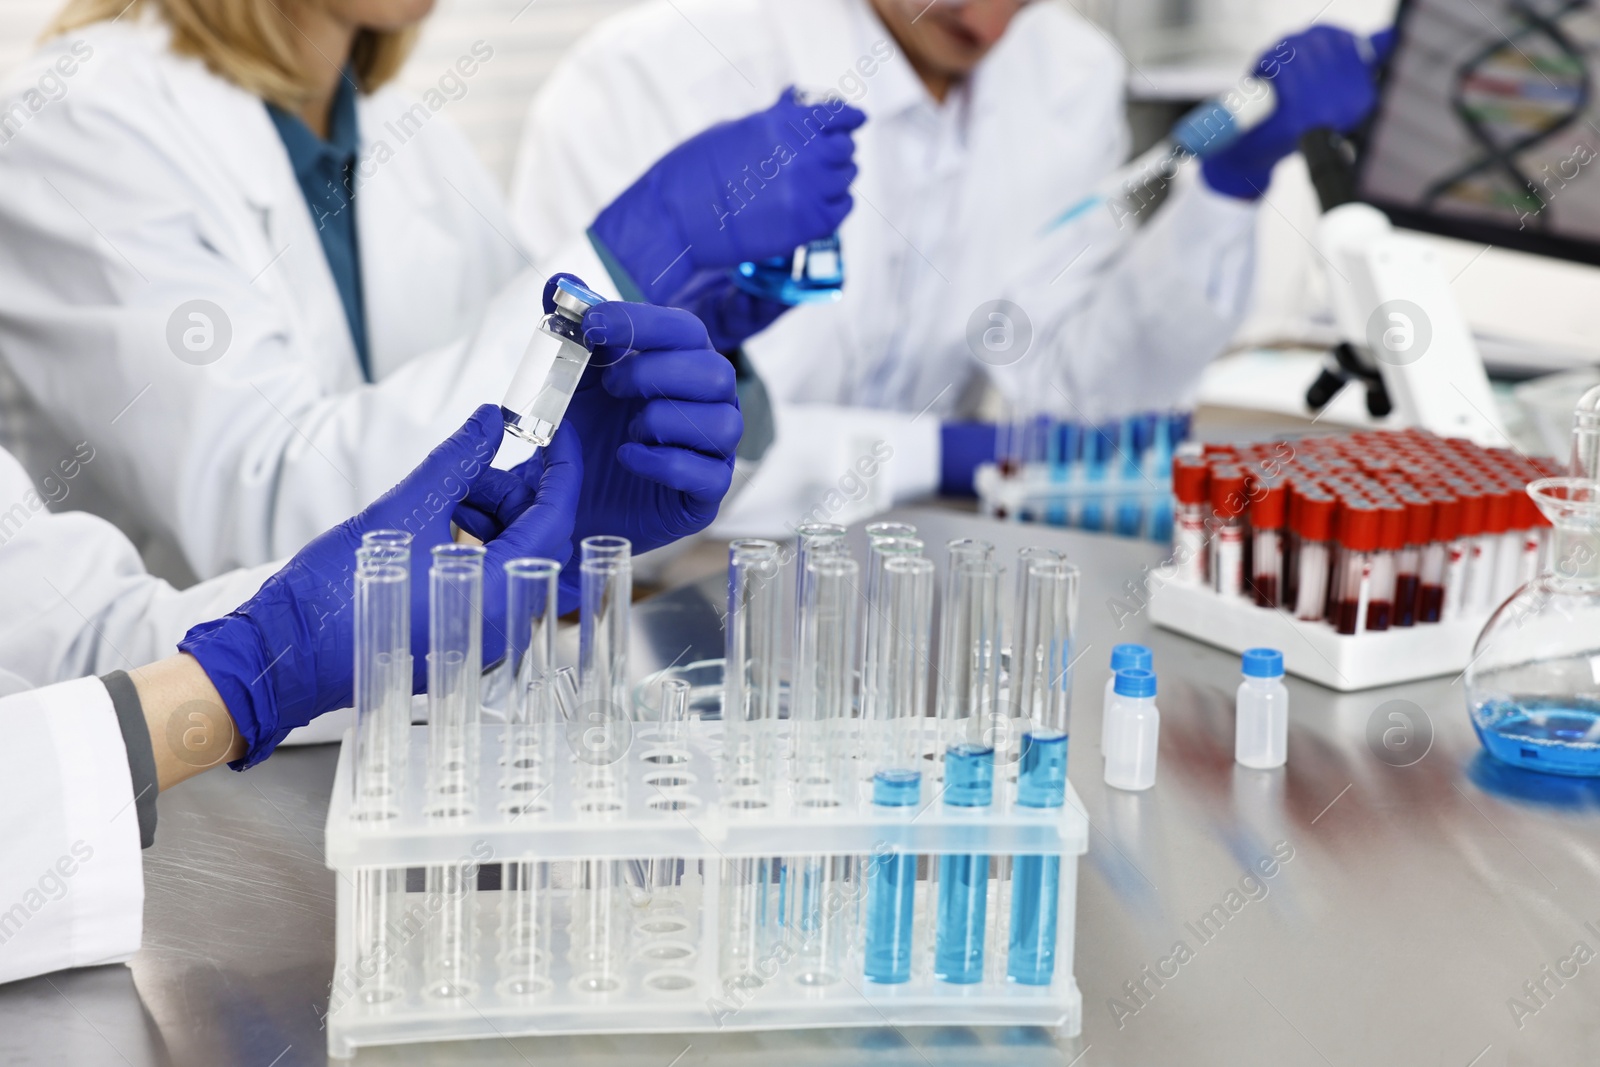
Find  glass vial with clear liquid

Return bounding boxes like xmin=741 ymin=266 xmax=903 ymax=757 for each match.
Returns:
xmin=501 ymin=276 xmax=605 ymax=446
xmin=1235 ymin=648 xmax=1288 ymax=769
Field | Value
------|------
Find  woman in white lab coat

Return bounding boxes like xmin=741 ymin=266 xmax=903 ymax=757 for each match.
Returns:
xmin=0 ymin=0 xmax=742 ymax=581
xmin=511 ymin=0 xmax=1389 ymax=536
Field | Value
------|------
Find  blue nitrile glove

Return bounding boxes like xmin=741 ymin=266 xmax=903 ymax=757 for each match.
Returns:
xmin=1202 ymin=25 xmax=1395 ymax=200
xmin=656 ymin=267 xmax=793 ymax=355
xmin=179 ymin=406 xmax=582 ymax=768
xmin=476 ymin=280 xmax=742 ymax=600
xmin=941 ymin=422 xmax=999 ymax=498
xmin=589 ymin=88 xmax=865 ymax=346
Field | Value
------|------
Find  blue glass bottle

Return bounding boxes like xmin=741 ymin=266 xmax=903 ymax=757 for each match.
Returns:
xmin=864 ymin=769 xmax=920 ymax=983
xmin=732 ymin=234 xmax=845 ymax=305
xmin=1009 ymin=733 xmax=1067 ymax=986
xmin=935 ymin=744 xmax=994 ymax=983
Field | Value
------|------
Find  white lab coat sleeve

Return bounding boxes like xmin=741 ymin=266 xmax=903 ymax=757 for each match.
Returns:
xmin=0 ymin=676 xmax=144 ymax=985
xmin=0 ymin=447 xmax=279 ymax=688
xmin=708 ymin=401 xmax=939 ymax=538
xmin=992 ymin=173 xmax=1259 ymax=424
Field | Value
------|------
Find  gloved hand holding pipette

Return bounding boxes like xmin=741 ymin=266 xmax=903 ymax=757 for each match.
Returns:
xmin=589 ymin=88 xmax=866 ymax=351
xmin=1198 ymin=25 xmax=1396 ymax=199
xmin=179 ymin=406 xmax=582 ymax=768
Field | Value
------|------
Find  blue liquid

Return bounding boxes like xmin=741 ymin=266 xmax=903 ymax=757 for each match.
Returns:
xmin=732 ymin=235 xmax=844 ymax=306
xmin=1472 ymin=698 xmax=1600 ymax=777
xmin=936 ymin=852 xmax=989 ymax=982
xmin=864 ymin=770 xmax=920 ymax=983
xmin=936 ymin=744 xmax=994 ymax=983
xmin=1007 ymin=853 xmax=1061 ymax=985
xmin=1009 ymin=734 xmax=1066 ymax=985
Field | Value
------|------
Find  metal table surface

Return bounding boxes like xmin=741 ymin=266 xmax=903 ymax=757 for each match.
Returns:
xmin=5 ymin=506 xmax=1599 ymax=1067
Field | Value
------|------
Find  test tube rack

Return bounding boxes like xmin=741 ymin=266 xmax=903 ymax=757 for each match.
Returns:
xmin=1148 ymin=582 xmax=1492 ymax=690
xmin=322 ymin=720 xmax=1086 ymax=1057
xmin=975 ymin=463 xmax=1175 ymax=540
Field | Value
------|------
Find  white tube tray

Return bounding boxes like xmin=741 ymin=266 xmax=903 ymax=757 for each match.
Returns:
xmin=323 ymin=722 xmax=1086 ymax=1057
xmin=1148 ymin=580 xmax=1489 ymax=690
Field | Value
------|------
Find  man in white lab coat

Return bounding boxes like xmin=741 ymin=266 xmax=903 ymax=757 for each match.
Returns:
xmin=511 ymin=0 xmax=1388 ymax=535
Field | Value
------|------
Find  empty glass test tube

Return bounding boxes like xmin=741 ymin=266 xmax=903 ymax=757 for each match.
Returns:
xmin=719 ymin=541 xmax=785 ymax=986
xmin=1012 ymin=556 xmax=1077 ymax=755
xmin=503 ymin=558 xmax=561 ymax=786
xmin=570 ymin=541 xmax=633 ymax=993
xmin=424 ymin=544 xmax=485 ymax=1000
xmin=350 ymin=541 xmax=410 ymax=1005
xmin=936 ymin=558 xmax=1003 ymax=754
xmin=497 ymin=559 xmax=561 ymax=998
xmin=724 ymin=539 xmax=784 ymax=799
xmin=860 ymin=537 xmax=925 ymax=775
xmin=426 ymin=544 xmax=485 ymax=813
xmin=787 ymin=555 xmax=858 ymax=988
xmin=361 ymin=529 xmax=415 ymax=758
xmin=934 ymin=743 xmax=994 ymax=983
xmin=877 ymin=555 xmax=934 ymax=775
xmin=791 ymin=554 xmax=858 ymax=800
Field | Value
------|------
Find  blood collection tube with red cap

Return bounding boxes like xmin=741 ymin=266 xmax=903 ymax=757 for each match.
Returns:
xmin=1515 ymin=487 xmax=1547 ymax=586
xmin=1330 ymin=500 xmax=1378 ymax=636
xmin=1210 ymin=466 xmax=1247 ymax=600
xmin=1393 ymin=495 xmax=1431 ymax=627
xmin=1486 ymin=483 xmax=1523 ymax=603
xmin=1291 ymin=490 xmax=1336 ymax=622
xmin=1453 ymin=487 xmax=1488 ymax=617
xmin=1423 ymin=493 xmax=1461 ymax=623
xmin=1365 ymin=499 xmax=1406 ymax=631
xmin=1248 ymin=478 xmax=1286 ymax=608
xmin=1172 ymin=455 xmax=1209 ymax=586
xmin=1479 ymin=483 xmax=1514 ymax=607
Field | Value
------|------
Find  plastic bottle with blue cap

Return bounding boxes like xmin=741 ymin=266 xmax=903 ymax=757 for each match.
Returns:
xmin=1101 ymin=644 xmax=1152 ymax=756
xmin=1236 ymin=648 xmax=1288 ymax=769
xmin=1104 ymin=668 xmax=1159 ymax=792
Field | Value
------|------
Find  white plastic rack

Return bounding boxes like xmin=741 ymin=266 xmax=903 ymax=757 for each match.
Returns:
xmin=323 ymin=720 xmax=1087 ymax=1057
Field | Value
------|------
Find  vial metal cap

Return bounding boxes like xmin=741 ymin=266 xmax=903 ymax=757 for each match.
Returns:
xmin=552 ymin=277 xmax=604 ymax=320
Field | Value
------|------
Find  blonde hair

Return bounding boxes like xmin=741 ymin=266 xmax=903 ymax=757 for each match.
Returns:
xmin=44 ymin=0 xmax=416 ymax=110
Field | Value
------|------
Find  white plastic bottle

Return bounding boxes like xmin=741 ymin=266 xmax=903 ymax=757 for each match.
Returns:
xmin=1100 ymin=644 xmax=1152 ymax=755
xmin=1235 ymin=648 xmax=1288 ymax=769
xmin=1104 ymin=668 xmax=1159 ymax=792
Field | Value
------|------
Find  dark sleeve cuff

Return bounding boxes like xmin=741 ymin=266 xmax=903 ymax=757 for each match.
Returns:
xmin=100 ymin=670 xmax=158 ymax=849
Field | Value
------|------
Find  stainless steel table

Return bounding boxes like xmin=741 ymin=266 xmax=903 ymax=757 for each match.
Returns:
xmin=6 ymin=507 xmax=1598 ymax=1066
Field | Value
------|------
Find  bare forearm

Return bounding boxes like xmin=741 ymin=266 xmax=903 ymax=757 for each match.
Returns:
xmin=128 ymin=653 xmax=247 ymax=791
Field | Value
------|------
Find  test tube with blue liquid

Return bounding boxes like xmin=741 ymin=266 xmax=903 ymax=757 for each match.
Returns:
xmin=1006 ymin=554 xmax=1074 ymax=986
xmin=1081 ymin=426 xmax=1114 ymax=532
xmin=1009 ymin=732 xmax=1068 ymax=985
xmin=934 ymin=743 xmax=993 ymax=983
xmin=863 ymin=555 xmax=932 ymax=984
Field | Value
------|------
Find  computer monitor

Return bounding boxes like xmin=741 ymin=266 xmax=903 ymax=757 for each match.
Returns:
xmin=1357 ymin=0 xmax=1600 ymax=267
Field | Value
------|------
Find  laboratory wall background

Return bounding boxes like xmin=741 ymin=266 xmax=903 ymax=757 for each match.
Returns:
xmin=3 ymin=0 xmax=1598 ymax=370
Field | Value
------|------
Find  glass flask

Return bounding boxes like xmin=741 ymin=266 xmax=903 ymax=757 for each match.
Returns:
xmin=731 ymin=234 xmax=844 ymax=306
xmin=1465 ymin=478 xmax=1600 ymax=777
